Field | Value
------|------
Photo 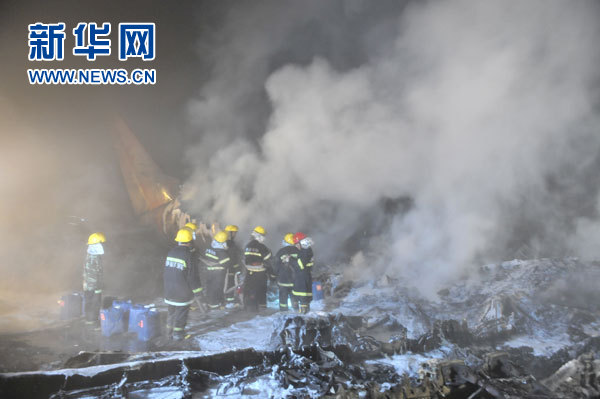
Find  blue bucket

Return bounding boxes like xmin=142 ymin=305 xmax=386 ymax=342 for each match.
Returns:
xmin=100 ymin=305 xmax=129 ymax=337
xmin=312 ymin=281 xmax=324 ymax=301
xmin=136 ymin=308 xmax=161 ymax=341
xmin=128 ymin=304 xmax=147 ymax=334
xmin=59 ymin=292 xmax=83 ymax=320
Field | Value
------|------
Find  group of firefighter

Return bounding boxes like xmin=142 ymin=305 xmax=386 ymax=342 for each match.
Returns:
xmin=81 ymin=225 xmax=315 ymax=341
xmin=165 ymin=223 xmax=315 ymax=341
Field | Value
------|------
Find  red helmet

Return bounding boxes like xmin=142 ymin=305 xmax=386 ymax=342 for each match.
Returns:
xmin=293 ymin=232 xmax=307 ymax=244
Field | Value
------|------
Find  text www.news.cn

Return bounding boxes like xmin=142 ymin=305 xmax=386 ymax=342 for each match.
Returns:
xmin=27 ymin=68 xmax=156 ymax=85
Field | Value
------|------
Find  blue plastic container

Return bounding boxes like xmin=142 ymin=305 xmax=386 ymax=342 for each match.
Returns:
xmin=136 ymin=308 xmax=161 ymax=341
xmin=59 ymin=292 xmax=83 ymax=320
xmin=100 ymin=305 xmax=129 ymax=337
xmin=312 ymin=281 xmax=324 ymax=301
xmin=128 ymin=304 xmax=147 ymax=334
xmin=112 ymin=299 xmax=132 ymax=311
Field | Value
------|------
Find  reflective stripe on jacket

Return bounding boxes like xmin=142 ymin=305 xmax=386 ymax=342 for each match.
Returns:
xmin=243 ymin=239 xmax=272 ymax=273
xmin=201 ymin=247 xmax=231 ymax=271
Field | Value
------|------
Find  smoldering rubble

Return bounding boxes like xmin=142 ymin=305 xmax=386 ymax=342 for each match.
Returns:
xmin=2 ymin=257 xmax=600 ymax=398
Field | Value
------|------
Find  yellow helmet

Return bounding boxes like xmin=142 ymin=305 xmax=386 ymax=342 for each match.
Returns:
xmin=174 ymin=228 xmax=193 ymax=243
xmin=184 ymin=222 xmax=197 ymax=231
xmin=224 ymin=225 xmax=239 ymax=232
xmin=87 ymin=232 xmax=106 ymax=245
xmin=214 ymin=231 xmax=228 ymax=243
xmin=253 ymin=226 xmax=266 ymax=236
xmin=284 ymin=233 xmax=295 ymax=245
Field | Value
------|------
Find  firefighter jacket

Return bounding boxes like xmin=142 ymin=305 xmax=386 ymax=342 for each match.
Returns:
xmin=274 ymin=245 xmax=299 ymax=287
xmin=243 ymin=239 xmax=273 ymax=274
xmin=292 ymin=247 xmax=313 ymax=298
xmin=301 ymin=247 xmax=314 ymax=268
xmin=200 ymin=247 xmax=232 ymax=272
xmin=226 ymin=239 xmax=242 ymax=274
xmin=164 ymin=244 xmax=202 ymax=306
xmin=83 ymin=252 xmax=103 ymax=293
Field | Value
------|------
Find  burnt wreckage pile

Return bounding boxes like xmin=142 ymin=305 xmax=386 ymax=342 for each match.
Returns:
xmin=2 ymin=258 xmax=600 ymax=398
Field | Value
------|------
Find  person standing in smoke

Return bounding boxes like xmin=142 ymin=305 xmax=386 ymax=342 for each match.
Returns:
xmin=83 ymin=232 xmax=106 ymax=326
xmin=273 ymin=233 xmax=298 ymax=311
xmin=200 ymin=231 xmax=231 ymax=310
xmin=224 ymin=225 xmax=242 ymax=307
xmin=291 ymin=232 xmax=314 ymax=314
xmin=243 ymin=226 xmax=272 ymax=312
xmin=164 ymin=228 xmax=203 ymax=340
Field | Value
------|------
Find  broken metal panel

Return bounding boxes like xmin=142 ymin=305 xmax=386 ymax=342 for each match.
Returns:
xmin=0 ymin=348 xmax=272 ymax=399
xmin=112 ymin=117 xmax=180 ymax=216
xmin=543 ymin=351 xmax=600 ymax=398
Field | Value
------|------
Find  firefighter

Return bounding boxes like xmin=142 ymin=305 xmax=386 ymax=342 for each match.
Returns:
xmin=200 ymin=230 xmax=231 ymax=310
xmin=243 ymin=226 xmax=272 ymax=312
xmin=164 ymin=228 xmax=203 ymax=340
xmin=184 ymin=222 xmax=204 ymax=258
xmin=224 ymin=225 xmax=242 ymax=306
xmin=185 ymin=222 xmax=198 ymax=236
xmin=83 ymin=232 xmax=106 ymax=326
xmin=291 ymin=232 xmax=314 ymax=314
xmin=273 ymin=233 xmax=298 ymax=311
xmin=184 ymin=222 xmax=198 ymax=241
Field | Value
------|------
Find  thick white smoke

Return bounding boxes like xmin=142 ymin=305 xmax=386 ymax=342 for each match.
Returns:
xmin=185 ymin=0 xmax=600 ymax=296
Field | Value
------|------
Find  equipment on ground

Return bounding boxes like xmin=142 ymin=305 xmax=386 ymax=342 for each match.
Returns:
xmin=312 ymin=281 xmax=324 ymax=301
xmin=128 ymin=305 xmax=161 ymax=341
xmin=100 ymin=303 xmax=129 ymax=337
xmin=58 ymin=292 xmax=83 ymax=320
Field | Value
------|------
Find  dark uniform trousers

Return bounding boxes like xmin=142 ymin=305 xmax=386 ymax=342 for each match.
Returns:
xmin=244 ymin=269 xmax=267 ymax=312
xmin=278 ymin=284 xmax=294 ymax=311
xmin=83 ymin=290 xmax=102 ymax=323
xmin=167 ymin=305 xmax=190 ymax=338
xmin=225 ymin=272 xmax=238 ymax=303
xmin=206 ymin=269 xmax=227 ymax=309
xmin=83 ymin=252 xmax=103 ymax=324
xmin=225 ymin=240 xmax=242 ymax=304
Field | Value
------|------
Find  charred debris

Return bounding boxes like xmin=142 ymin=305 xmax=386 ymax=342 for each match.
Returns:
xmin=2 ymin=258 xmax=600 ymax=398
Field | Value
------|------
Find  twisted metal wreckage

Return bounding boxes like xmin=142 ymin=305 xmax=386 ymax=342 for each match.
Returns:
xmin=111 ymin=118 xmax=216 ymax=244
xmin=2 ymin=121 xmax=600 ymax=398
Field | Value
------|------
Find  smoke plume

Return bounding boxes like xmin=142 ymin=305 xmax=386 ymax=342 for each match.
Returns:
xmin=184 ymin=0 xmax=600 ymax=296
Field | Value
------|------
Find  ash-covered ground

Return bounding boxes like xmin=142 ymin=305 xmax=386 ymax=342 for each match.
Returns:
xmin=2 ymin=257 xmax=600 ymax=398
